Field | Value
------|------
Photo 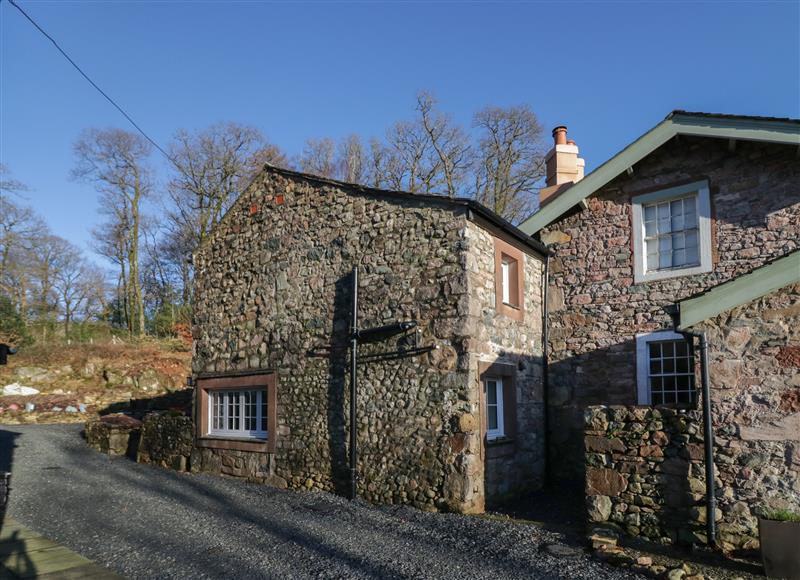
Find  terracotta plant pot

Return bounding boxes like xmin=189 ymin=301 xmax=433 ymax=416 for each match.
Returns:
xmin=759 ymin=517 xmax=800 ymax=579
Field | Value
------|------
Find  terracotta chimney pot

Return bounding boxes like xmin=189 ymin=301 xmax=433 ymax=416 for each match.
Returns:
xmin=553 ymin=126 xmax=568 ymax=146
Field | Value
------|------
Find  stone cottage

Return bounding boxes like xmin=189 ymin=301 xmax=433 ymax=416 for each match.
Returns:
xmin=191 ymin=165 xmax=548 ymax=513
xmin=519 ymin=111 xmax=800 ymax=547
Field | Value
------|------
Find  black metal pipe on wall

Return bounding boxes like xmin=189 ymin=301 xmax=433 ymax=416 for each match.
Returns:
xmin=349 ymin=266 xmax=359 ymax=501
xmin=681 ymin=329 xmax=718 ymax=548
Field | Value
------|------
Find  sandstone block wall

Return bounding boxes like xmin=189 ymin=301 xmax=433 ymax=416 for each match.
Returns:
xmin=464 ymin=222 xmax=545 ymax=500
xmin=191 ymin=169 xmax=545 ymax=512
xmin=693 ymin=283 xmax=800 ymax=548
xmin=543 ymin=137 xmax=800 ymax=479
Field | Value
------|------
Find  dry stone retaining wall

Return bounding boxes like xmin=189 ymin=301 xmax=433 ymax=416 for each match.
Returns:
xmin=585 ymin=406 xmax=713 ymax=547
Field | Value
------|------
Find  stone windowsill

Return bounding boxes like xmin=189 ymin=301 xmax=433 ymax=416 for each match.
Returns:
xmin=486 ymin=436 xmax=515 ymax=446
xmin=196 ymin=436 xmax=271 ymax=453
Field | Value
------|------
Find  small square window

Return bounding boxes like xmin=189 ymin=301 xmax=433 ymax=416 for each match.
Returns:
xmin=632 ymin=181 xmax=713 ymax=283
xmin=636 ymin=331 xmax=696 ymax=406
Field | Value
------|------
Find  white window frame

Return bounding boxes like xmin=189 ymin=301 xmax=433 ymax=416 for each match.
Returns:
xmin=501 ymin=260 xmax=511 ymax=305
xmin=483 ymin=377 xmax=505 ymax=440
xmin=208 ymin=389 xmax=268 ymax=440
xmin=635 ymin=330 xmax=695 ymax=405
xmin=631 ymin=180 xmax=713 ymax=284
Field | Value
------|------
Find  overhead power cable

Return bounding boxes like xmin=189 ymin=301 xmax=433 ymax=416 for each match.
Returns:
xmin=6 ymin=0 xmax=175 ymax=163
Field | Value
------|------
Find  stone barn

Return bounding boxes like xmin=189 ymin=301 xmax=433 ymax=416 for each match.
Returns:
xmin=190 ymin=165 xmax=547 ymax=513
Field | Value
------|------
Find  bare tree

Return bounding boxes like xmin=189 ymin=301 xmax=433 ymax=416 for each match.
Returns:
xmin=168 ymin=123 xmax=267 ymax=244
xmin=0 ymin=193 xmax=45 ymax=319
xmin=28 ymin=235 xmax=74 ymax=341
xmin=244 ymin=143 xmax=292 ymax=181
xmin=49 ymin=240 xmax=84 ymax=338
xmin=416 ymin=92 xmax=471 ymax=197
xmin=73 ymin=128 xmax=152 ymax=335
xmin=366 ymin=138 xmax=404 ymax=190
xmin=332 ymin=135 xmax=363 ymax=183
xmin=0 ymin=164 xmax=29 ymax=199
xmin=472 ymin=105 xmax=547 ymax=223
xmin=299 ymin=137 xmax=337 ymax=179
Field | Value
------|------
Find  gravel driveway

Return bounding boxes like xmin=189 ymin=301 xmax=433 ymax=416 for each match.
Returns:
xmin=1 ymin=424 xmax=642 ymax=580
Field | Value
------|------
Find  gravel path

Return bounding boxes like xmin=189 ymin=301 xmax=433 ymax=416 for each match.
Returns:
xmin=1 ymin=424 xmax=643 ymax=580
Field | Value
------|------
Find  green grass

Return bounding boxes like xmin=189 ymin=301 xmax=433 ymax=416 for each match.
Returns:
xmin=763 ymin=509 xmax=800 ymax=522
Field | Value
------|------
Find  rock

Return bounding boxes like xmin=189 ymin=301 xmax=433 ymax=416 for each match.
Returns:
xmin=587 ymin=495 xmax=612 ymax=522
xmin=586 ymin=468 xmax=627 ymax=496
xmin=65 ymin=406 xmax=78 ymax=413
xmin=458 ymin=413 xmax=478 ymax=433
xmin=590 ymin=534 xmax=618 ymax=550
xmin=136 ymin=369 xmax=166 ymax=392
xmin=588 ymin=525 xmax=619 ymax=550
xmin=24 ymin=403 xmax=35 ymax=412
xmin=724 ymin=326 xmax=751 ymax=353
xmin=100 ymin=414 xmax=143 ymax=428
xmin=635 ymin=556 xmax=652 ymax=566
xmin=14 ymin=367 xmax=52 ymax=383
xmin=585 ymin=436 xmax=626 ymax=453
xmin=639 ymin=444 xmax=663 ymax=458
xmin=666 ymin=568 xmax=686 ymax=580
xmin=1 ymin=383 xmax=40 ymax=396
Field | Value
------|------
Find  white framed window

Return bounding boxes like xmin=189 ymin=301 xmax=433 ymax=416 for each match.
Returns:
xmin=636 ymin=331 xmax=696 ymax=406
xmin=208 ymin=389 xmax=268 ymax=439
xmin=501 ymin=259 xmax=511 ymax=304
xmin=483 ymin=377 xmax=505 ymax=440
xmin=631 ymin=180 xmax=713 ymax=283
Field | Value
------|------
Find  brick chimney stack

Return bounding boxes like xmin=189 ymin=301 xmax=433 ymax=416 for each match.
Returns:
xmin=540 ymin=125 xmax=585 ymax=204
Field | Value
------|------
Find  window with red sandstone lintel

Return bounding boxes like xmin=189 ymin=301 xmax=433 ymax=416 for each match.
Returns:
xmin=196 ymin=373 xmax=277 ymax=453
xmin=494 ymin=237 xmax=525 ymax=321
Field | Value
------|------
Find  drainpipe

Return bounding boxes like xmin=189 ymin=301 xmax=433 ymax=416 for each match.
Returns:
xmin=680 ymin=327 xmax=718 ymax=548
xmin=349 ymin=266 xmax=359 ymax=501
xmin=541 ymin=251 xmax=551 ymax=486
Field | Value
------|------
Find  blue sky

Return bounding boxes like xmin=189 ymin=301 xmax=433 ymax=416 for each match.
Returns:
xmin=1 ymin=1 xmax=798 ymax=259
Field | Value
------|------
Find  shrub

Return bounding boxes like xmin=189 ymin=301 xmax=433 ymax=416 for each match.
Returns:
xmin=763 ymin=509 xmax=800 ymax=523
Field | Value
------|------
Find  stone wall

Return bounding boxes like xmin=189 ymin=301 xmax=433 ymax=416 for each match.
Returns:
xmin=543 ymin=137 xmax=800 ymax=479
xmin=84 ymin=415 xmax=142 ymax=457
xmin=192 ymin=168 xmax=545 ymax=513
xmin=464 ymin=221 xmax=545 ymax=501
xmin=693 ymin=283 xmax=800 ymax=549
xmin=585 ymin=282 xmax=800 ymax=552
xmin=585 ymin=406 xmax=714 ymax=547
xmin=137 ymin=413 xmax=194 ymax=472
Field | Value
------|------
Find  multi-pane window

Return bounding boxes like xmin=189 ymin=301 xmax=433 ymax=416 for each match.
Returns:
xmin=209 ymin=389 xmax=267 ymax=439
xmin=636 ymin=332 xmax=696 ymax=406
xmin=643 ymin=195 xmax=699 ymax=272
xmin=631 ymin=180 xmax=712 ymax=283
xmin=484 ymin=378 xmax=505 ymax=440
